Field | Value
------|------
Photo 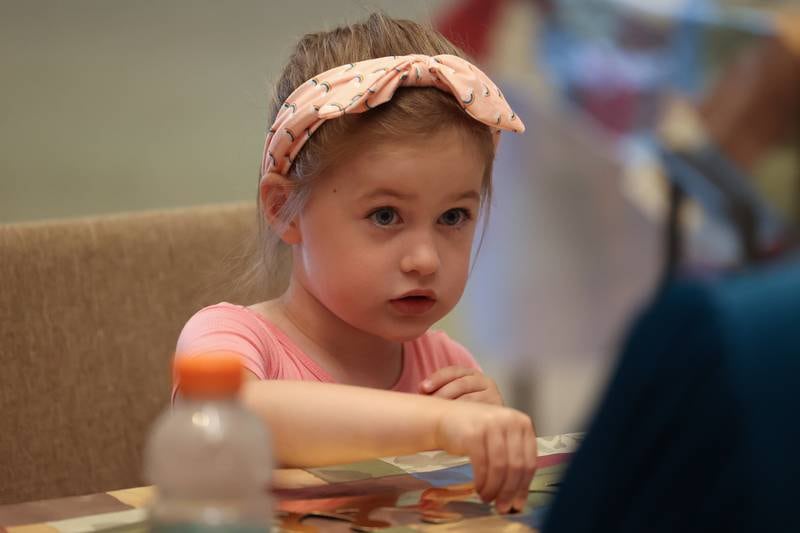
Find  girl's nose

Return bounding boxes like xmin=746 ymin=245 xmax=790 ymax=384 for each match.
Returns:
xmin=400 ymin=237 xmax=440 ymax=277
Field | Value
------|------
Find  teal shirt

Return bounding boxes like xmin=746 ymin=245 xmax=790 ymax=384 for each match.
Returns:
xmin=544 ymin=257 xmax=800 ymax=533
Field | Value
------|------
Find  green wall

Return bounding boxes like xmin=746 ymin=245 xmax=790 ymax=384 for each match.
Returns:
xmin=0 ymin=0 xmax=448 ymax=222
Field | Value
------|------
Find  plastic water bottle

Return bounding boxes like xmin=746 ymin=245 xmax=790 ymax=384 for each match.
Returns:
xmin=144 ymin=353 xmax=273 ymax=532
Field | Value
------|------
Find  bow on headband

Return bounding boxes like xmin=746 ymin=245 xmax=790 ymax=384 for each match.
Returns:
xmin=261 ymin=54 xmax=525 ymax=177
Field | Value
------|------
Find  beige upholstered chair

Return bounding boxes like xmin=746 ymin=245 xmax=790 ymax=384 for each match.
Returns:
xmin=0 ymin=203 xmax=274 ymax=504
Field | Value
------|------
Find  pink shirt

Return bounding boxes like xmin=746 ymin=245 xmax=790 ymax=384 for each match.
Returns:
xmin=174 ymin=303 xmax=481 ymax=394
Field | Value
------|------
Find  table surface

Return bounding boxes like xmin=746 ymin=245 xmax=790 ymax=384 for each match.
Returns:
xmin=0 ymin=433 xmax=583 ymax=533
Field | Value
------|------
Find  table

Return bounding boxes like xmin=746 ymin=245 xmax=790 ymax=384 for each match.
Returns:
xmin=0 ymin=434 xmax=582 ymax=532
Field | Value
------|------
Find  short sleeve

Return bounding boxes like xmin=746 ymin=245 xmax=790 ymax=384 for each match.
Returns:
xmin=174 ymin=303 xmax=273 ymax=386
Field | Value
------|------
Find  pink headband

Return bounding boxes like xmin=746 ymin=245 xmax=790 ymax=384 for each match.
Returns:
xmin=261 ymin=54 xmax=525 ymax=177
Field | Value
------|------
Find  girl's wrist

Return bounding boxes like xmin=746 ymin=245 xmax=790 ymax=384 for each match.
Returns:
xmin=424 ymin=394 xmax=456 ymax=452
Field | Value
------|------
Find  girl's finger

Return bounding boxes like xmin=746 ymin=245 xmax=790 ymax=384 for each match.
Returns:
xmin=479 ymin=427 xmax=506 ymax=504
xmin=420 ymin=366 xmax=476 ymax=393
xmin=495 ymin=427 xmax=523 ymax=513
xmin=469 ymin=430 xmax=488 ymax=497
xmin=459 ymin=390 xmax=491 ymax=402
xmin=460 ymin=390 xmax=503 ymax=405
xmin=432 ymin=375 xmax=485 ymax=399
xmin=514 ymin=425 xmax=538 ymax=511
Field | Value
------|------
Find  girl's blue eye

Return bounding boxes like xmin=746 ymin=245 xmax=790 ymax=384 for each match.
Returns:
xmin=369 ymin=207 xmax=400 ymax=226
xmin=439 ymin=208 xmax=471 ymax=227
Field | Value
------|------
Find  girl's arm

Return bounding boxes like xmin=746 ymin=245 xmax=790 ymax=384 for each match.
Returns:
xmin=240 ymin=378 xmax=537 ymax=514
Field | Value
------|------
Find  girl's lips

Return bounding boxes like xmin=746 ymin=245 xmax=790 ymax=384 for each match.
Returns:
xmin=390 ymin=294 xmax=436 ymax=315
xmin=396 ymin=289 xmax=436 ymax=299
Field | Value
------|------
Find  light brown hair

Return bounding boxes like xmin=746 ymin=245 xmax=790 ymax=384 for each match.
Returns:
xmin=245 ymin=12 xmax=496 ymax=295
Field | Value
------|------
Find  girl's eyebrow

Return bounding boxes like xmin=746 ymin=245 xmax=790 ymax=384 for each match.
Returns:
xmin=361 ymin=188 xmax=480 ymax=202
xmin=361 ymin=188 xmax=415 ymax=201
xmin=449 ymin=190 xmax=481 ymax=202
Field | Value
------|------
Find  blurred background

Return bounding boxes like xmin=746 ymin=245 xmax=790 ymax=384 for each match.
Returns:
xmin=2 ymin=0 xmax=798 ymax=436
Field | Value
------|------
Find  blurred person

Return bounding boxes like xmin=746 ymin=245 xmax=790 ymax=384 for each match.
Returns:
xmin=542 ymin=251 xmax=800 ymax=532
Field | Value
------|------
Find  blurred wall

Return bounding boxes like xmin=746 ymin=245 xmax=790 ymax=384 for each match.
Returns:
xmin=0 ymin=0 xmax=451 ymax=223
xmin=442 ymin=0 xmax=662 ymax=435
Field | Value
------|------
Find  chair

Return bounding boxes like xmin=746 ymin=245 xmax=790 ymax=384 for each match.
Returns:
xmin=0 ymin=202 xmax=273 ymax=504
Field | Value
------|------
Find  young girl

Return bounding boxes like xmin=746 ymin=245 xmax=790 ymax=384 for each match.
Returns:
xmin=175 ymin=13 xmax=536 ymax=514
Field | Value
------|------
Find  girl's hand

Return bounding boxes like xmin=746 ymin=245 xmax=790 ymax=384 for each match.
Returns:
xmin=435 ymin=401 xmax=537 ymax=513
xmin=420 ymin=366 xmax=504 ymax=405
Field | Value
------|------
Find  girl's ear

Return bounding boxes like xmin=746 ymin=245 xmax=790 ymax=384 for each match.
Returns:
xmin=259 ymin=172 xmax=302 ymax=244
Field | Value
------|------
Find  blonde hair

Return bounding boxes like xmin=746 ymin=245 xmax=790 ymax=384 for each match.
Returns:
xmin=245 ymin=13 xmax=496 ymax=295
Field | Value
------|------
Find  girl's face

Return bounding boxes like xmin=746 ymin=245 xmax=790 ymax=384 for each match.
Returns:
xmin=291 ymin=127 xmax=487 ymax=342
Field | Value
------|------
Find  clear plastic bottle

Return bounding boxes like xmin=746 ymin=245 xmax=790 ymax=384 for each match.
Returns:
xmin=144 ymin=353 xmax=273 ymax=532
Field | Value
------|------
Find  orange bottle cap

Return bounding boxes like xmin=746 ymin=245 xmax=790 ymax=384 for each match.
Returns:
xmin=174 ymin=352 xmax=243 ymax=398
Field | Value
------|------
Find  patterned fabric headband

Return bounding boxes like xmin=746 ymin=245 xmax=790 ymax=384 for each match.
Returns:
xmin=261 ymin=54 xmax=525 ymax=177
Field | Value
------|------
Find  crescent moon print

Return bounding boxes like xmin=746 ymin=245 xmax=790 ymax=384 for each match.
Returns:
xmin=365 ymin=86 xmax=379 ymax=109
xmin=349 ymin=94 xmax=364 ymax=109
xmin=321 ymin=103 xmax=345 ymax=116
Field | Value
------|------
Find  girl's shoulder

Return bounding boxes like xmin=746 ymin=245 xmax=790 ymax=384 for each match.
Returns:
xmin=184 ymin=301 xmax=265 ymax=325
xmin=176 ymin=302 xmax=334 ymax=384
xmin=176 ymin=302 xmax=284 ymax=379
xmin=179 ymin=302 xmax=274 ymax=344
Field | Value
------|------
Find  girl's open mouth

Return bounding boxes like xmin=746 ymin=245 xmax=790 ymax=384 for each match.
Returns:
xmin=390 ymin=294 xmax=436 ymax=315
